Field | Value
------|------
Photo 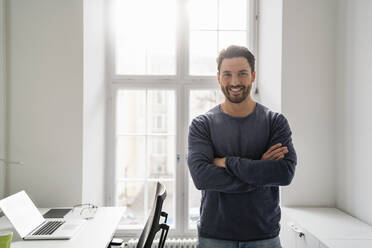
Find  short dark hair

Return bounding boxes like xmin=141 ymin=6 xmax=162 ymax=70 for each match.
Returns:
xmin=217 ymin=45 xmax=255 ymax=73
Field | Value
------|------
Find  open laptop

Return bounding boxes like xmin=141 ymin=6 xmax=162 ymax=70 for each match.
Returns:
xmin=0 ymin=190 xmax=86 ymax=240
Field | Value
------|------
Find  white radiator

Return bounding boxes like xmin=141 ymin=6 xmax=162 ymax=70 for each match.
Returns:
xmin=126 ymin=238 xmax=197 ymax=248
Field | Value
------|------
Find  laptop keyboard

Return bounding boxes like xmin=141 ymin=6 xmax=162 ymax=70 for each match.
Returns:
xmin=33 ymin=220 xmax=65 ymax=235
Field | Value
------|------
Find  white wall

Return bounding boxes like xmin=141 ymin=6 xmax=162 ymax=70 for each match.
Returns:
xmin=82 ymin=0 xmax=106 ymax=205
xmin=0 ymin=0 xmax=6 ymax=198
xmin=259 ymin=0 xmax=372 ymax=226
xmin=6 ymin=0 xmax=84 ymax=207
xmin=280 ymin=0 xmax=337 ymax=206
xmin=257 ymin=0 xmax=282 ymax=113
xmin=6 ymin=0 xmax=106 ymax=207
xmin=336 ymin=0 xmax=372 ymax=225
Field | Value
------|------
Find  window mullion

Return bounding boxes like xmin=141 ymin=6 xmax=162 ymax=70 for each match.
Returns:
xmin=144 ymin=88 xmax=149 ymax=224
xmin=176 ymin=0 xmax=188 ymax=236
xmin=182 ymin=86 xmax=191 ymax=234
xmin=252 ymin=0 xmax=259 ymax=95
xmin=176 ymin=84 xmax=186 ymax=235
xmin=178 ymin=0 xmax=188 ymax=81
xmin=217 ymin=0 xmax=220 ymax=52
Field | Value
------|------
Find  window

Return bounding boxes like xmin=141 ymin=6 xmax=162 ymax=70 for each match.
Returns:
xmin=108 ymin=0 xmax=257 ymax=235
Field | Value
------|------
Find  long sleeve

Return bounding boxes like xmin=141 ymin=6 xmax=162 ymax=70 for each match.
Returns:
xmin=225 ymin=114 xmax=297 ymax=187
xmin=187 ymin=116 xmax=256 ymax=193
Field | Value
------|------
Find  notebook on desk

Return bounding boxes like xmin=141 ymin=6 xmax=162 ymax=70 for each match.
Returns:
xmin=0 ymin=191 xmax=86 ymax=240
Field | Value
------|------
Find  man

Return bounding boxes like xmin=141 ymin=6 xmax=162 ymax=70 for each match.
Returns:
xmin=187 ymin=45 xmax=297 ymax=248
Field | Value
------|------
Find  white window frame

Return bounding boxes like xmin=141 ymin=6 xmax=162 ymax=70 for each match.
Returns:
xmin=106 ymin=0 xmax=258 ymax=237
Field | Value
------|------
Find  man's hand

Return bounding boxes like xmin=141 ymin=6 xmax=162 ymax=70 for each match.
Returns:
xmin=261 ymin=143 xmax=288 ymax=160
xmin=214 ymin=157 xmax=226 ymax=168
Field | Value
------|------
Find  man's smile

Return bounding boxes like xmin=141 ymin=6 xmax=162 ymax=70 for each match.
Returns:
xmin=228 ymin=86 xmax=244 ymax=96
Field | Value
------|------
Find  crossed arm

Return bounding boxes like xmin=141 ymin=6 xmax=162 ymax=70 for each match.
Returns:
xmin=187 ymin=114 xmax=297 ymax=192
xmin=214 ymin=143 xmax=289 ymax=168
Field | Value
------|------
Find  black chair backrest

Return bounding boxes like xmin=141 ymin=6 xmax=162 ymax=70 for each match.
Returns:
xmin=136 ymin=182 xmax=167 ymax=248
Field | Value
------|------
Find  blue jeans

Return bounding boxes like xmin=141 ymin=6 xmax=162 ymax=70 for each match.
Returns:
xmin=197 ymin=236 xmax=282 ymax=248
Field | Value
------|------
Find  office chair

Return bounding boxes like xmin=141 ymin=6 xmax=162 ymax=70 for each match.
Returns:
xmin=136 ymin=181 xmax=169 ymax=248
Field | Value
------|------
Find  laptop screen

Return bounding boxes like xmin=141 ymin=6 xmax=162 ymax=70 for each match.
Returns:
xmin=0 ymin=191 xmax=45 ymax=238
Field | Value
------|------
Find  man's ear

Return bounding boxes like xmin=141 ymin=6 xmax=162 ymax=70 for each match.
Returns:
xmin=217 ymin=71 xmax=221 ymax=85
xmin=252 ymin=71 xmax=256 ymax=82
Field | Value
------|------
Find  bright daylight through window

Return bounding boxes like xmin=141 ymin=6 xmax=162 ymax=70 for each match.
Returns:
xmin=109 ymin=0 xmax=256 ymax=233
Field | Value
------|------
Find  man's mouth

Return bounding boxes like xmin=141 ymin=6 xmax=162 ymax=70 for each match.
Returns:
xmin=229 ymin=86 xmax=244 ymax=96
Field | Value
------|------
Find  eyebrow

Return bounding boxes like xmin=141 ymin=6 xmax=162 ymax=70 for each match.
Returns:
xmin=222 ymin=69 xmax=250 ymax=74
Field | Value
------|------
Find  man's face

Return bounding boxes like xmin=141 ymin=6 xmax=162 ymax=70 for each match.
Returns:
xmin=217 ymin=57 xmax=256 ymax=104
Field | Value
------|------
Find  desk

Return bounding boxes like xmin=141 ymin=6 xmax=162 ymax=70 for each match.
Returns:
xmin=0 ymin=207 xmax=124 ymax=248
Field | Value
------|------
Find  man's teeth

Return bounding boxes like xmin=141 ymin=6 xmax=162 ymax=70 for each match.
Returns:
xmin=230 ymin=88 xmax=242 ymax=92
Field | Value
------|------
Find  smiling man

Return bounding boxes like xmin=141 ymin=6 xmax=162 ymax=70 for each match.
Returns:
xmin=187 ymin=45 xmax=297 ymax=248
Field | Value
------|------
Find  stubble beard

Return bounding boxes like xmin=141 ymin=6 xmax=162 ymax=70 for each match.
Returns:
xmin=221 ymin=84 xmax=252 ymax=104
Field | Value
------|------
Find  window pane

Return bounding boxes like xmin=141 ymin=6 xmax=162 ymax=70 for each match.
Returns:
xmin=116 ymin=90 xmax=146 ymax=134
xmin=188 ymin=0 xmax=217 ymax=30
xmin=188 ymin=89 xmax=224 ymax=228
xmin=189 ymin=89 xmax=224 ymax=122
xmin=147 ymin=181 xmax=175 ymax=227
xmin=115 ymin=89 xmax=176 ymax=229
xmin=189 ymin=31 xmax=218 ymax=75
xmin=148 ymin=136 xmax=175 ymax=178
xmin=117 ymin=181 xmax=145 ymax=227
xmin=218 ymin=31 xmax=247 ymax=52
xmin=219 ymin=0 xmax=247 ymax=30
xmin=115 ymin=0 xmax=176 ymax=75
xmin=147 ymin=90 xmax=176 ymax=134
xmin=116 ymin=136 xmax=146 ymax=179
xmin=188 ymin=0 xmax=250 ymax=76
xmin=147 ymin=90 xmax=176 ymax=178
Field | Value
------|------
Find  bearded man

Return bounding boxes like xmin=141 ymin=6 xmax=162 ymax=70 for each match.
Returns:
xmin=187 ymin=45 xmax=297 ymax=248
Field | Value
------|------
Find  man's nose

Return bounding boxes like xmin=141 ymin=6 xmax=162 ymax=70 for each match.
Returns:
xmin=231 ymin=74 xmax=240 ymax=86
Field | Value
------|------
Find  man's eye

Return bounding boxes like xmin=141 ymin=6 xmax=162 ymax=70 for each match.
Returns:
xmin=239 ymin=72 xmax=248 ymax=76
xmin=223 ymin=74 xmax=231 ymax=77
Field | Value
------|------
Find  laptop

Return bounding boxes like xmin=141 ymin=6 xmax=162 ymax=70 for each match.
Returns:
xmin=0 ymin=191 xmax=86 ymax=240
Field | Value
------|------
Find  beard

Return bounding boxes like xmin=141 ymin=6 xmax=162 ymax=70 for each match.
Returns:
xmin=221 ymin=84 xmax=251 ymax=104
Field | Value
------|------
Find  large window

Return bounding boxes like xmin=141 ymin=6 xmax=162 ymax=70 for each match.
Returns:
xmin=108 ymin=0 xmax=257 ymax=235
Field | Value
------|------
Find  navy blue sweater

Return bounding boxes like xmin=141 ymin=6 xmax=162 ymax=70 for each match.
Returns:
xmin=187 ymin=103 xmax=297 ymax=241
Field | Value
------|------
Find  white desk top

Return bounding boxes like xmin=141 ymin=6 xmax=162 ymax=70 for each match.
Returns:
xmin=321 ymin=239 xmax=372 ymax=248
xmin=282 ymin=207 xmax=372 ymax=240
xmin=283 ymin=207 xmax=372 ymax=248
xmin=0 ymin=207 xmax=125 ymax=248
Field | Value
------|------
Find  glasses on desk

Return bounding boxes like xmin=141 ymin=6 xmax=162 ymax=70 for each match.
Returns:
xmin=72 ymin=203 xmax=98 ymax=220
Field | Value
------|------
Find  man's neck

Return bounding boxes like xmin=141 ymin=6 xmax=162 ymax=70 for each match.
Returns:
xmin=221 ymin=98 xmax=256 ymax=117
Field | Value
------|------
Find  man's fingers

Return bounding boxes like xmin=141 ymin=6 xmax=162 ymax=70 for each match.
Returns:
xmin=271 ymin=151 xmax=283 ymax=159
xmin=273 ymin=152 xmax=288 ymax=160
xmin=266 ymin=143 xmax=282 ymax=153
xmin=275 ymin=154 xmax=285 ymax=160
xmin=261 ymin=145 xmax=289 ymax=160
xmin=263 ymin=152 xmax=280 ymax=160
xmin=268 ymin=147 xmax=288 ymax=158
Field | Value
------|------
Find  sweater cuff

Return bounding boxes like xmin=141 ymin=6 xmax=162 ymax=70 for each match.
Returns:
xmin=225 ymin=156 xmax=236 ymax=176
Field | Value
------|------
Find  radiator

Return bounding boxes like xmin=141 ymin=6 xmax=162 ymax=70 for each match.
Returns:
xmin=126 ymin=238 xmax=197 ymax=248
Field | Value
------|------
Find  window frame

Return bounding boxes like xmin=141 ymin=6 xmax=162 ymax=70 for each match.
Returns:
xmin=106 ymin=0 xmax=259 ymax=237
